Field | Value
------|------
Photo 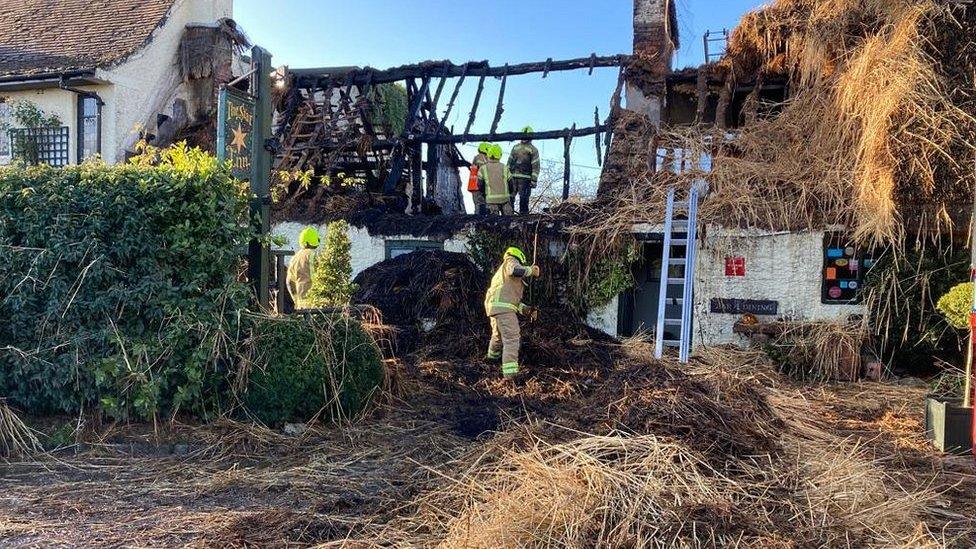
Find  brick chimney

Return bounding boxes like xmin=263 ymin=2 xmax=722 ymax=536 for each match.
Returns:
xmin=627 ymin=0 xmax=678 ymax=125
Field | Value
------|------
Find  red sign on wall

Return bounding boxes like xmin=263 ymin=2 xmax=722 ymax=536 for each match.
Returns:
xmin=725 ymin=256 xmax=746 ymax=277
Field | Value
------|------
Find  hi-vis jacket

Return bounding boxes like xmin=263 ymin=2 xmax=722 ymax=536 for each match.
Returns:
xmin=472 ymin=152 xmax=489 ymax=170
xmin=287 ymin=248 xmax=315 ymax=308
xmin=477 ymin=159 xmax=512 ymax=205
xmin=484 ymin=256 xmax=535 ymax=316
xmin=508 ymin=142 xmax=540 ymax=182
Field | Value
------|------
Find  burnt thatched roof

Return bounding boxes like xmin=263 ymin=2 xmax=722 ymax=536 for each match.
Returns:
xmin=0 ymin=0 xmax=177 ymax=79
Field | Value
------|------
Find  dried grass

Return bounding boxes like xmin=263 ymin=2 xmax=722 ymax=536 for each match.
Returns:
xmin=0 ymin=400 xmax=40 ymax=458
xmin=2 ymin=348 xmax=970 ymax=547
xmin=772 ymin=319 xmax=870 ymax=381
xmin=576 ymin=0 xmax=973 ymax=252
xmin=373 ymin=423 xmax=939 ymax=547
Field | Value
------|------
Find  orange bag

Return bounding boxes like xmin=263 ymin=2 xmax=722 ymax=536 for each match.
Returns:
xmin=467 ymin=165 xmax=480 ymax=192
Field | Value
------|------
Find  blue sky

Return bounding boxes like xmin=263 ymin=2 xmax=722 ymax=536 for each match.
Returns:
xmin=235 ymin=0 xmax=766 ymax=185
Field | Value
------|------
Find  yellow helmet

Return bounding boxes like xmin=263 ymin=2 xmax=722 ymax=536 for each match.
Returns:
xmin=299 ymin=227 xmax=320 ymax=248
xmin=521 ymin=126 xmax=534 ymax=134
xmin=488 ymin=144 xmax=503 ymax=160
xmin=478 ymin=142 xmax=491 ymax=154
xmin=505 ymin=246 xmax=527 ymax=264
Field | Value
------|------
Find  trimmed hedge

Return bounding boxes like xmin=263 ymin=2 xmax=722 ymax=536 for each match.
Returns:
xmin=0 ymin=146 xmax=252 ymax=419
xmin=242 ymin=313 xmax=384 ymax=425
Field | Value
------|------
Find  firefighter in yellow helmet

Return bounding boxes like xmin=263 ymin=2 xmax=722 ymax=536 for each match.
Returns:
xmin=478 ymin=144 xmax=513 ymax=215
xmin=468 ymin=142 xmax=491 ymax=215
xmin=484 ymin=246 xmax=541 ymax=378
xmin=287 ymin=227 xmax=319 ymax=309
xmin=508 ymin=126 xmax=540 ymax=214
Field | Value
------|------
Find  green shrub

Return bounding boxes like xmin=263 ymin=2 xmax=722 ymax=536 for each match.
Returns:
xmin=0 ymin=144 xmax=252 ymax=419
xmin=306 ymin=219 xmax=357 ymax=307
xmin=242 ymin=313 xmax=384 ymax=425
xmin=467 ymin=229 xmax=509 ymax=277
xmin=937 ymin=282 xmax=972 ymax=330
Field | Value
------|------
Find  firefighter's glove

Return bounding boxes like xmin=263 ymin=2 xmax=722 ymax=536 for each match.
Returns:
xmin=529 ymin=265 xmax=541 ymax=277
xmin=521 ymin=305 xmax=539 ymax=322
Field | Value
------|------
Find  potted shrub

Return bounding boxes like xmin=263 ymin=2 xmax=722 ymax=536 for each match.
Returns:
xmin=926 ymin=282 xmax=974 ymax=454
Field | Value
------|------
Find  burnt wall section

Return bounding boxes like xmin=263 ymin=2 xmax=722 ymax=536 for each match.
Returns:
xmin=627 ymin=0 xmax=677 ymax=124
xmin=600 ymin=0 xmax=676 ymax=195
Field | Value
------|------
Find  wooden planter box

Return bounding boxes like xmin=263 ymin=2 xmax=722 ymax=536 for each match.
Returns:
xmin=925 ymin=398 xmax=972 ymax=454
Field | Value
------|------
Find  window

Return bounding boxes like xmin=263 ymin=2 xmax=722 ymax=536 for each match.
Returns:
xmin=821 ymin=234 xmax=873 ymax=305
xmin=384 ymin=239 xmax=443 ymax=260
xmin=0 ymin=100 xmax=10 ymax=164
xmin=77 ymin=95 xmax=101 ymax=161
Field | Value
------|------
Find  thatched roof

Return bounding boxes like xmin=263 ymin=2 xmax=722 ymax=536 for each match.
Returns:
xmin=0 ymin=0 xmax=177 ymax=79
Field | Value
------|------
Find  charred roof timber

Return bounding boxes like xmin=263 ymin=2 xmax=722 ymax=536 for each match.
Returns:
xmin=276 ymin=53 xmax=631 ymax=207
xmin=290 ymin=55 xmax=631 ymax=88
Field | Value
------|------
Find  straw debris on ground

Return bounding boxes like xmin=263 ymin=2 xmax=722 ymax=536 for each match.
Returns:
xmin=3 ymin=254 xmax=976 ymax=547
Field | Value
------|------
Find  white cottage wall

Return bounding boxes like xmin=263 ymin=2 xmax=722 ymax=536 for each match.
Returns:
xmin=273 ymin=222 xmax=470 ymax=279
xmin=98 ymin=0 xmax=234 ymax=161
xmin=693 ymin=227 xmax=864 ymax=347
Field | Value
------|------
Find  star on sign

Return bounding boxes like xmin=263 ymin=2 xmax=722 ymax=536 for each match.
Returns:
xmin=230 ymin=124 xmax=248 ymax=153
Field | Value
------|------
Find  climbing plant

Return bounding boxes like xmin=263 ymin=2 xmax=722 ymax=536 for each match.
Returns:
xmin=368 ymin=83 xmax=408 ymax=136
xmin=0 ymin=99 xmax=62 ymax=165
xmin=864 ymin=242 xmax=969 ymax=373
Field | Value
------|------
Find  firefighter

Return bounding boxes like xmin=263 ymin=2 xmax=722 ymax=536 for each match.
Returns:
xmin=468 ymin=142 xmax=491 ymax=215
xmin=484 ymin=246 xmax=541 ymax=378
xmin=508 ymin=126 xmax=541 ymax=214
xmin=286 ymin=226 xmax=319 ymax=309
xmin=478 ymin=144 xmax=513 ymax=215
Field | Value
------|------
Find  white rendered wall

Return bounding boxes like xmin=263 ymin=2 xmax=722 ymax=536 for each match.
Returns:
xmin=273 ymin=222 xmax=470 ymax=279
xmin=693 ymin=227 xmax=865 ymax=347
xmin=586 ymin=297 xmax=619 ymax=336
xmin=0 ymin=87 xmax=96 ymax=164
xmin=98 ymin=0 xmax=234 ymax=161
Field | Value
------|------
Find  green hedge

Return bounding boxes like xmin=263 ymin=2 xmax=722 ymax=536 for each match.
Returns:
xmin=242 ymin=313 xmax=384 ymax=425
xmin=0 ymin=146 xmax=252 ymax=419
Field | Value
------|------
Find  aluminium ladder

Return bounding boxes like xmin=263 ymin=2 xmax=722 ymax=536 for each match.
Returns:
xmin=654 ymin=186 xmax=701 ymax=363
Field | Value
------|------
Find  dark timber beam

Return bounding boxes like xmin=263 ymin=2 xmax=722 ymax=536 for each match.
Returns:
xmin=562 ymin=125 xmax=574 ymax=201
xmin=421 ymin=124 xmax=608 ymax=145
xmin=291 ymin=54 xmax=630 ymax=88
xmin=465 ymin=71 xmax=487 ymax=136
xmin=436 ymin=63 xmax=468 ymax=137
xmin=384 ymin=77 xmax=430 ymax=193
xmin=489 ymin=64 xmax=508 ymax=137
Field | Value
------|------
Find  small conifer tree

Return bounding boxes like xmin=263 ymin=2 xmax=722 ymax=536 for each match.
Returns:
xmin=306 ymin=220 xmax=357 ymax=307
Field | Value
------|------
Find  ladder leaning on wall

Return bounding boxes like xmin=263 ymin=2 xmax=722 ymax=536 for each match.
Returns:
xmin=654 ymin=186 xmax=701 ymax=363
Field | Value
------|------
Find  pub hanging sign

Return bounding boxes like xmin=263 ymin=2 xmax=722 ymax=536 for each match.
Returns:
xmin=217 ymin=86 xmax=256 ymax=180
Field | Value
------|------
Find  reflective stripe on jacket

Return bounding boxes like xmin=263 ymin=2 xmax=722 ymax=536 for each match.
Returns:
xmin=508 ymin=142 xmax=540 ymax=181
xmin=478 ymin=159 xmax=511 ymax=204
xmin=287 ymin=248 xmax=315 ymax=308
xmin=484 ymin=256 xmax=533 ymax=316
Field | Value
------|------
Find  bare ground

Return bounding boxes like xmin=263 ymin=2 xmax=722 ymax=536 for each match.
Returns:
xmin=1 ymin=355 xmax=975 ymax=547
